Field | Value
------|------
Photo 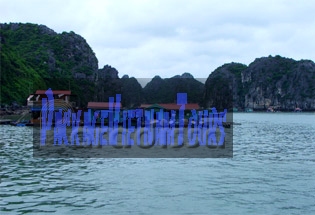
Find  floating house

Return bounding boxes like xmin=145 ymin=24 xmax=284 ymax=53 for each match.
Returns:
xmin=27 ymin=90 xmax=74 ymax=125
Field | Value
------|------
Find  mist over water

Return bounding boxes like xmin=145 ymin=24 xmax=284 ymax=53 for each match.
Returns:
xmin=1 ymin=113 xmax=315 ymax=214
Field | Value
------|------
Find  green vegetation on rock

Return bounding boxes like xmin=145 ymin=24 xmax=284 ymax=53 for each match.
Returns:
xmin=1 ymin=23 xmax=315 ymax=111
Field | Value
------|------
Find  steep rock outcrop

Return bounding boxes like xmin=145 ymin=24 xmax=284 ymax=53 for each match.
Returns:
xmin=204 ymin=63 xmax=247 ymax=110
xmin=204 ymin=56 xmax=315 ymax=110
xmin=242 ymin=56 xmax=315 ymax=110
xmin=0 ymin=22 xmax=99 ymax=106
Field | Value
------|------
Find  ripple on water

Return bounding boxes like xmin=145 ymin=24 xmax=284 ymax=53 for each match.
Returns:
xmin=1 ymin=113 xmax=315 ymax=214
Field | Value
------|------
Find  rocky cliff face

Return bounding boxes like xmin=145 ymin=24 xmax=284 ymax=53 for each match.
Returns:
xmin=59 ymin=31 xmax=99 ymax=80
xmin=0 ymin=22 xmax=99 ymax=106
xmin=93 ymin=65 xmax=144 ymax=107
xmin=204 ymin=63 xmax=246 ymax=110
xmin=0 ymin=23 xmax=98 ymax=77
xmin=2 ymin=23 xmax=315 ymax=110
xmin=242 ymin=56 xmax=315 ymax=110
xmin=1 ymin=23 xmax=150 ymax=107
xmin=204 ymin=56 xmax=315 ymax=111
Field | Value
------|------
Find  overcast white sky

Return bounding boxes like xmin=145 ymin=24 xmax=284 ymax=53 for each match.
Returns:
xmin=1 ymin=0 xmax=315 ymax=79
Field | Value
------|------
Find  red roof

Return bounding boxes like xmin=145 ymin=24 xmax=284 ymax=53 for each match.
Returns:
xmin=159 ymin=103 xmax=199 ymax=110
xmin=140 ymin=104 xmax=153 ymax=108
xmin=140 ymin=103 xmax=200 ymax=110
xmin=87 ymin=102 xmax=122 ymax=109
xmin=35 ymin=90 xmax=71 ymax=95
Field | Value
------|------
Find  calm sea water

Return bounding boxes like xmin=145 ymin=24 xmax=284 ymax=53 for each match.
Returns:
xmin=1 ymin=113 xmax=315 ymax=214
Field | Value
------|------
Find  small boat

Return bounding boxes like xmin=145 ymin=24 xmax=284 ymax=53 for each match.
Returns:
xmin=16 ymin=123 xmax=26 ymax=127
xmin=294 ymin=107 xmax=302 ymax=112
xmin=10 ymin=120 xmax=30 ymax=126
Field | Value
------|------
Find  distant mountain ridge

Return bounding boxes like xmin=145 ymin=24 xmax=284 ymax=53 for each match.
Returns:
xmin=1 ymin=23 xmax=315 ymax=110
xmin=143 ymin=74 xmax=204 ymax=104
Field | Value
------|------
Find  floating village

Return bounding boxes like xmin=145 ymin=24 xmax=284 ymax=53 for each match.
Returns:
xmin=0 ymin=90 xmax=220 ymax=127
xmin=0 ymin=89 xmax=305 ymax=127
